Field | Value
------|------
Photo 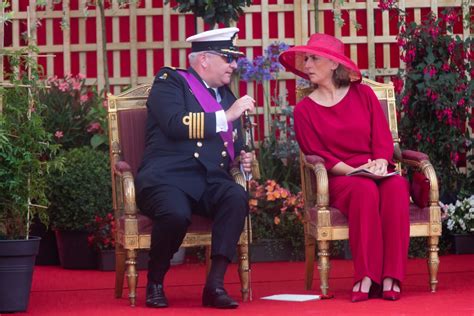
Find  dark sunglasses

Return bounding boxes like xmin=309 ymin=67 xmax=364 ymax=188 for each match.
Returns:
xmin=207 ymin=51 xmax=240 ymax=64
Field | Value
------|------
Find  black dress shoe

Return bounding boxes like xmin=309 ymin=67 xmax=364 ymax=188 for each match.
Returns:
xmin=202 ymin=287 xmax=239 ymax=309
xmin=146 ymin=283 xmax=168 ymax=308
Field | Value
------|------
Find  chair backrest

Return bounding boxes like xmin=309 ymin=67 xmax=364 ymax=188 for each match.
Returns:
xmin=361 ymin=78 xmax=399 ymax=143
xmin=107 ymin=85 xmax=151 ymax=215
xmin=107 ymin=85 xmax=151 ymax=177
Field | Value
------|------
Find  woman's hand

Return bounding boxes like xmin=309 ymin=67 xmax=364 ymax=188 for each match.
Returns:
xmin=364 ymin=159 xmax=388 ymax=176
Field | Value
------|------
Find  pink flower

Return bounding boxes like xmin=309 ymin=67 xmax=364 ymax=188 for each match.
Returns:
xmin=401 ymin=95 xmax=410 ymax=106
xmin=378 ymin=0 xmax=395 ymax=11
xmin=423 ymin=66 xmax=437 ymax=78
xmin=450 ymin=152 xmax=459 ymax=164
xmin=445 ymin=11 xmax=458 ymax=26
xmin=47 ymin=75 xmax=58 ymax=86
xmin=87 ymin=122 xmax=102 ymax=133
xmin=404 ymin=49 xmax=416 ymax=63
xmin=58 ymin=81 xmax=69 ymax=92
xmin=448 ymin=42 xmax=455 ymax=54
xmin=426 ymin=88 xmax=438 ymax=102
xmin=55 ymin=130 xmax=64 ymax=139
xmin=457 ymin=98 xmax=465 ymax=107
xmin=392 ymin=76 xmax=404 ymax=94
xmin=428 ymin=26 xmax=439 ymax=38
xmin=455 ymin=83 xmax=466 ymax=93
xmin=435 ymin=109 xmax=456 ymax=126
xmin=397 ymin=37 xmax=406 ymax=48
xmin=80 ymin=94 xmax=89 ymax=104
xmin=77 ymin=73 xmax=86 ymax=80
xmin=71 ymin=79 xmax=82 ymax=91
xmin=441 ymin=63 xmax=450 ymax=71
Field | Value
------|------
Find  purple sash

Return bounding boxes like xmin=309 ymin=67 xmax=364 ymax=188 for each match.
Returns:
xmin=177 ymin=70 xmax=234 ymax=160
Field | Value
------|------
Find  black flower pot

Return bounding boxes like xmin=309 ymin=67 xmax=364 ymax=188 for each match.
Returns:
xmin=30 ymin=218 xmax=59 ymax=265
xmin=451 ymin=233 xmax=474 ymax=254
xmin=55 ymin=230 xmax=97 ymax=269
xmin=0 ymin=236 xmax=41 ymax=312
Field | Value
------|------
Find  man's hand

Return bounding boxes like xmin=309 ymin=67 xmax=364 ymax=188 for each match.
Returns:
xmin=240 ymin=150 xmax=253 ymax=174
xmin=225 ymin=95 xmax=255 ymax=122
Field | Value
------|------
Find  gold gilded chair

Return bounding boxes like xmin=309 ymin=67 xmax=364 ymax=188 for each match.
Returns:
xmin=299 ymin=78 xmax=441 ymax=295
xmin=107 ymin=84 xmax=251 ymax=306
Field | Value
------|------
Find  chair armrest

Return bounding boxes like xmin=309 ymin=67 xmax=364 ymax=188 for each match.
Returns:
xmin=114 ymin=160 xmax=132 ymax=173
xmin=401 ymin=149 xmax=429 ymax=165
xmin=301 ymin=154 xmax=333 ymax=240
xmin=400 ymin=149 xmax=439 ymax=207
xmin=304 ymin=154 xmax=326 ymax=166
xmin=301 ymin=154 xmax=329 ymax=208
xmin=113 ymin=160 xmax=138 ymax=217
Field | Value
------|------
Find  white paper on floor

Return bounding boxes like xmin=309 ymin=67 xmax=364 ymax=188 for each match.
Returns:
xmin=260 ymin=294 xmax=321 ymax=302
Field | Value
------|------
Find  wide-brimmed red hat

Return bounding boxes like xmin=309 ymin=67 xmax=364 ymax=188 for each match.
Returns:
xmin=279 ymin=33 xmax=361 ymax=82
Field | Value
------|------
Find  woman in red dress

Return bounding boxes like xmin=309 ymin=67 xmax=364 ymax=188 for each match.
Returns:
xmin=279 ymin=34 xmax=410 ymax=302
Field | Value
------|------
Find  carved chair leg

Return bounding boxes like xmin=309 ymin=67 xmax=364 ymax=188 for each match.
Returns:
xmin=115 ymin=243 xmax=127 ymax=298
xmin=304 ymin=233 xmax=316 ymax=290
xmin=318 ymin=240 xmax=330 ymax=295
xmin=427 ymin=236 xmax=440 ymax=292
xmin=126 ymin=249 xmax=138 ymax=307
xmin=237 ymin=243 xmax=250 ymax=302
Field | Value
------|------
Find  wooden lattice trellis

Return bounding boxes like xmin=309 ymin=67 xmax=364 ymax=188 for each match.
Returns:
xmin=1 ymin=0 xmax=472 ymax=139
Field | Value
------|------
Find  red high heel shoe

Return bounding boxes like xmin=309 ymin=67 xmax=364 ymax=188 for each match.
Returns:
xmin=351 ymin=282 xmax=369 ymax=303
xmin=383 ymin=280 xmax=401 ymax=301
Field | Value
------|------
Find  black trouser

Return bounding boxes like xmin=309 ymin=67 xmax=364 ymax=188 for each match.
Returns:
xmin=137 ymin=180 xmax=248 ymax=284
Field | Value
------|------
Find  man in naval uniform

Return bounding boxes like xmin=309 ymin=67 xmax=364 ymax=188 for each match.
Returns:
xmin=135 ymin=27 xmax=255 ymax=309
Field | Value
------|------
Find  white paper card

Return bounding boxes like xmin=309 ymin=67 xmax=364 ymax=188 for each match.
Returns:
xmin=261 ymin=294 xmax=321 ymax=302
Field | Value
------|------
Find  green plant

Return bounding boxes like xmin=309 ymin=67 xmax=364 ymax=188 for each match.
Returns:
xmin=249 ymin=179 xmax=305 ymax=259
xmin=236 ymin=42 xmax=301 ymax=189
xmin=0 ymin=48 xmax=62 ymax=240
xmin=381 ymin=5 xmax=474 ymax=199
xmin=257 ymin=106 xmax=301 ymax=191
xmin=48 ymin=146 xmax=112 ymax=231
xmin=38 ymin=74 xmax=108 ymax=151
xmin=237 ymin=42 xmax=303 ymax=257
xmin=166 ymin=0 xmax=252 ymax=27
xmin=87 ymin=212 xmax=115 ymax=251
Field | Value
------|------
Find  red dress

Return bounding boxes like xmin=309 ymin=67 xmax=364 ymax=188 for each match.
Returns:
xmin=294 ymin=83 xmax=410 ymax=285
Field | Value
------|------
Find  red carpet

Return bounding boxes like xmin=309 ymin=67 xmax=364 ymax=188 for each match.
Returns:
xmin=14 ymin=254 xmax=474 ymax=315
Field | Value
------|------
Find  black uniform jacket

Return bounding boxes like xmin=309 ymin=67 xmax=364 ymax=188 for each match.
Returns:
xmin=135 ymin=67 xmax=244 ymax=200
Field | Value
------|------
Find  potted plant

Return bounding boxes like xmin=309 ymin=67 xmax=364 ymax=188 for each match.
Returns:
xmin=48 ymin=146 xmax=112 ymax=269
xmin=248 ymin=179 xmax=306 ymax=261
xmin=440 ymin=195 xmax=474 ymax=254
xmin=88 ymin=212 xmax=118 ymax=271
xmin=0 ymin=49 xmax=61 ymax=312
xmin=88 ymin=212 xmax=167 ymax=270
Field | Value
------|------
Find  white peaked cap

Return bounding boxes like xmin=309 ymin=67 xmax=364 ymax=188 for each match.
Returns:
xmin=186 ymin=27 xmax=240 ymax=42
xmin=186 ymin=27 xmax=244 ymax=56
